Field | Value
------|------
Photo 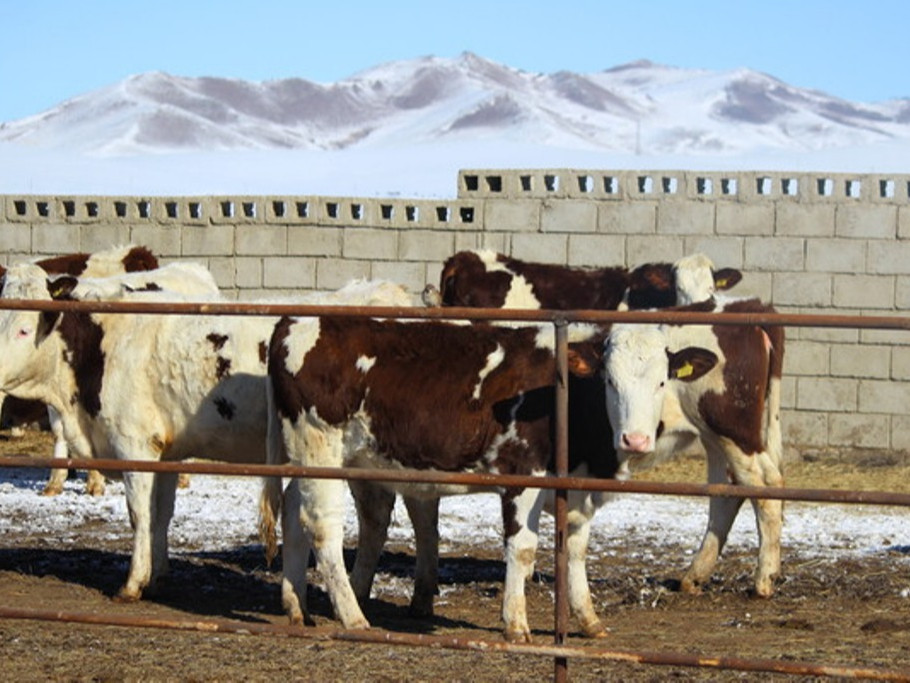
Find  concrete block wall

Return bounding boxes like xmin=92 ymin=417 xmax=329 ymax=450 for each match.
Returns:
xmin=2 ymin=167 xmax=910 ymax=462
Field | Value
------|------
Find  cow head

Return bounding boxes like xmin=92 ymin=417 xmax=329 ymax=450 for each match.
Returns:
xmin=673 ymin=253 xmax=742 ymax=305
xmin=603 ymin=324 xmax=717 ymax=470
xmin=0 ymin=264 xmax=70 ymax=390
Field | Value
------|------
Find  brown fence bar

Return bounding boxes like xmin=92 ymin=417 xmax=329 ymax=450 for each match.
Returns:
xmin=0 ymin=607 xmax=906 ymax=681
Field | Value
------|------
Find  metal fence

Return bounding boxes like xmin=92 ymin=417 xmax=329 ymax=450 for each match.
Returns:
xmin=0 ymin=297 xmax=908 ymax=681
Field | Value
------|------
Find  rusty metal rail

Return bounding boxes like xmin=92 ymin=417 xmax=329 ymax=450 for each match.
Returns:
xmin=0 ymin=607 xmax=907 ymax=681
xmin=0 ymin=295 xmax=908 ymax=679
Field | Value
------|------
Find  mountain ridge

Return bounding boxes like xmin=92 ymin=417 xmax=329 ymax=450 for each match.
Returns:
xmin=2 ymin=52 xmax=908 ymax=157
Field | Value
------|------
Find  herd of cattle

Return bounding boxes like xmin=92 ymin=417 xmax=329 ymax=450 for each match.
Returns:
xmin=0 ymin=245 xmax=784 ymax=643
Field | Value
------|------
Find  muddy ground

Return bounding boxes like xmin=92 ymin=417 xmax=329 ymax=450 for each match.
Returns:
xmin=1 ymin=431 xmax=909 ymax=681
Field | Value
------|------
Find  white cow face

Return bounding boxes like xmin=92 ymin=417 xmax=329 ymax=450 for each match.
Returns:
xmin=673 ymin=253 xmax=742 ymax=305
xmin=0 ymin=264 xmax=60 ymax=390
xmin=603 ymin=324 xmax=717 ymax=464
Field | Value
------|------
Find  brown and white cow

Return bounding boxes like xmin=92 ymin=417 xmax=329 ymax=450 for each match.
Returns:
xmin=0 ymin=245 xmax=160 ymax=495
xmin=434 ymin=249 xmax=742 ymax=311
xmin=0 ymin=264 xmax=416 ymax=602
xmin=603 ymin=297 xmax=785 ymax=597
xmin=351 ymin=251 xmax=743 ymax=618
xmin=267 ymin=315 xmax=622 ymax=642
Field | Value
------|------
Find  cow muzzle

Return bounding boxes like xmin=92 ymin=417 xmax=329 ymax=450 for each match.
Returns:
xmin=620 ymin=432 xmax=653 ymax=454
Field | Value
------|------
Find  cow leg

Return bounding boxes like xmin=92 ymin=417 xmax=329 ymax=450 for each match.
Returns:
xmin=681 ymin=446 xmax=744 ymax=594
xmin=746 ymin=450 xmax=784 ymax=597
xmin=566 ymin=493 xmax=606 ymax=638
xmin=42 ymin=408 xmax=69 ymax=496
xmin=280 ymin=480 xmax=314 ymax=626
xmin=403 ymin=495 xmax=440 ymax=617
xmin=299 ymin=476 xmax=370 ymax=630
xmin=348 ymin=480 xmax=396 ymax=604
xmin=149 ymin=471 xmax=178 ymax=591
xmin=501 ymin=487 xmax=544 ymax=643
xmin=116 ymin=469 xmax=156 ymax=601
xmin=296 ymin=420 xmax=368 ymax=630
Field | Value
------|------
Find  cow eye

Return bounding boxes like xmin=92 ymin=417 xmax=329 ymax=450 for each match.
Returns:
xmin=17 ymin=328 xmax=29 ymax=338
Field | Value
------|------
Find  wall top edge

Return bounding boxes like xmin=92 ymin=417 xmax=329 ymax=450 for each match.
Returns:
xmin=456 ymin=168 xmax=910 ymax=202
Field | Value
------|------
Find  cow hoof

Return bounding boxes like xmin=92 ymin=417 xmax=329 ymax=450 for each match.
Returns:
xmin=408 ymin=597 xmax=435 ymax=618
xmin=287 ymin=610 xmax=317 ymax=627
xmin=113 ymin=590 xmax=142 ymax=604
xmin=579 ymin=617 xmax=608 ymax=639
xmin=504 ymin=629 xmax=532 ymax=644
xmin=679 ymin=577 xmax=703 ymax=595
xmin=41 ymin=486 xmax=63 ymax=497
xmin=177 ymin=473 xmax=191 ymax=489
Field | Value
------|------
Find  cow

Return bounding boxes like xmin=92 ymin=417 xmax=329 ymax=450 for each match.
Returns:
xmin=349 ymin=252 xmax=744 ymax=619
xmin=602 ymin=296 xmax=785 ymax=597
xmin=0 ymin=263 xmax=416 ymax=602
xmin=433 ymin=249 xmax=742 ymax=311
xmin=0 ymin=245 xmax=160 ymax=495
xmin=267 ymin=315 xmax=618 ymax=642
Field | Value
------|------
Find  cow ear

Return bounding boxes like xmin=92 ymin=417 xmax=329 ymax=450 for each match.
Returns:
xmin=567 ymin=345 xmax=601 ymax=377
xmin=667 ymin=347 xmax=718 ymax=382
xmin=47 ymin=276 xmax=78 ymax=300
xmin=713 ymin=268 xmax=742 ymax=292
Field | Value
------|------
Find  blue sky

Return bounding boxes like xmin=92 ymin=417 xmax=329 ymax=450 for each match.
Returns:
xmin=2 ymin=0 xmax=908 ymax=123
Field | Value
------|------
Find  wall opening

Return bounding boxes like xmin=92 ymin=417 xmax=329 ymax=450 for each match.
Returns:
xmin=380 ymin=204 xmax=394 ymax=220
xmin=165 ymin=202 xmax=178 ymax=219
xmin=519 ymin=175 xmax=532 ymax=192
xmin=697 ymin=177 xmax=713 ymax=195
xmin=485 ymin=176 xmax=502 ymax=193
xmin=463 ymin=175 xmax=479 ymax=192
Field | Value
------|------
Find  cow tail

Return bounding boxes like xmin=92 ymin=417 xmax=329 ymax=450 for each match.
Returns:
xmin=764 ymin=325 xmax=785 ymax=474
xmin=258 ymin=379 xmax=284 ymax=566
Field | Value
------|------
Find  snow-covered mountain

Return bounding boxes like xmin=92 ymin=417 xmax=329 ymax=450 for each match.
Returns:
xmin=3 ymin=53 xmax=908 ymax=158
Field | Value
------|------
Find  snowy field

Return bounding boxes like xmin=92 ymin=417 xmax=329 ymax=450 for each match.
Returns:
xmin=2 ymin=465 xmax=906 ymax=575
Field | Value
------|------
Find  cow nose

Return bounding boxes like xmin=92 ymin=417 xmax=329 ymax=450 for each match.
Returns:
xmin=621 ymin=432 xmax=652 ymax=453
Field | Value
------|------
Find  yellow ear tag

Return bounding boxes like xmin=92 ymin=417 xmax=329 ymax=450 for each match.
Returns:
xmin=715 ymin=277 xmax=728 ymax=289
xmin=675 ymin=361 xmax=694 ymax=379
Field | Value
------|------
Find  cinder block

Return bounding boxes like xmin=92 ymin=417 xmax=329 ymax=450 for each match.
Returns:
xmin=681 ymin=236 xmax=743 ymax=268
xmin=835 ymin=204 xmax=897 ymax=239
xmin=541 ymin=200 xmax=597 ymax=233
xmin=567 ymin=234 xmax=625 ymax=267
xmin=180 ymin=224 xmax=235 ymax=256
xmin=782 ymin=410 xmax=828 ymax=448
xmin=626 ymin=235 xmax=683 ymax=265
xmin=858 ymin=379 xmax=910 ymax=414
xmin=796 ymin=376 xmax=857 ymax=412
xmin=129 ymin=225 xmax=181 ymax=257
xmin=716 ymin=202 xmax=774 ymax=236
xmin=806 ymin=239 xmax=865 ymax=273
xmin=893 ymin=347 xmax=910 ymax=380
xmin=287 ymin=225 xmax=343 ymax=257
xmin=263 ymin=257 xmax=317 ymax=290
xmin=785 ymin=341 xmax=830 ymax=376
xmin=371 ymin=260 xmax=427 ymax=293
xmin=744 ymin=237 xmax=804 ymax=271
xmin=775 ymin=203 xmax=835 ymax=237
xmin=235 ymin=225 xmax=288 ymax=256
xmin=829 ymin=413 xmax=890 ymax=448
xmin=510 ymin=233 xmax=567 ymax=263
xmin=832 ymin=274 xmax=894 ymax=309
xmin=398 ymin=230 xmax=456 ymax=262
xmin=830 ymin=344 xmax=890 ymax=378
xmin=899 ymin=206 xmax=910 ymax=239
xmin=342 ymin=228 xmax=398 ymax=260
xmin=206 ymin=257 xmax=237 ymax=291
xmin=80 ymin=224 xmax=132 ymax=253
xmin=234 ymin=257 xmax=263 ymax=289
xmin=867 ymin=239 xmax=910 ymax=275
xmin=484 ymin=199 xmax=539 ymax=232
xmin=0 ymin=224 xmax=32 ymax=253
xmin=771 ymin=272 xmax=831 ymax=307
xmin=891 ymin=415 xmax=910 ymax=451
xmin=656 ymin=200 xmax=714 ymax=235
xmin=315 ymin=258 xmax=369 ymax=290
xmin=598 ymin=201 xmax=657 ymax=234
xmin=32 ymin=224 xmax=80 ymax=254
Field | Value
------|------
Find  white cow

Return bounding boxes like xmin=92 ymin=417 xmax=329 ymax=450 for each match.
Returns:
xmin=0 ymin=264 xmax=416 ymax=601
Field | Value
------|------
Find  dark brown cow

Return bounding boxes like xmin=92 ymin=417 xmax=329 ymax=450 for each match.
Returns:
xmin=435 ymin=249 xmax=742 ymax=310
xmin=354 ymin=250 xmax=744 ymax=619
xmin=266 ymin=316 xmax=616 ymax=642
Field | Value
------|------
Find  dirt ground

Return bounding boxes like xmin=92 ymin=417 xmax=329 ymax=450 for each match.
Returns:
xmin=1 ymin=431 xmax=910 ymax=681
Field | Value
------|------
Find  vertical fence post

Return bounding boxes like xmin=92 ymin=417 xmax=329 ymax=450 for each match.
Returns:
xmin=554 ymin=319 xmax=570 ymax=681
